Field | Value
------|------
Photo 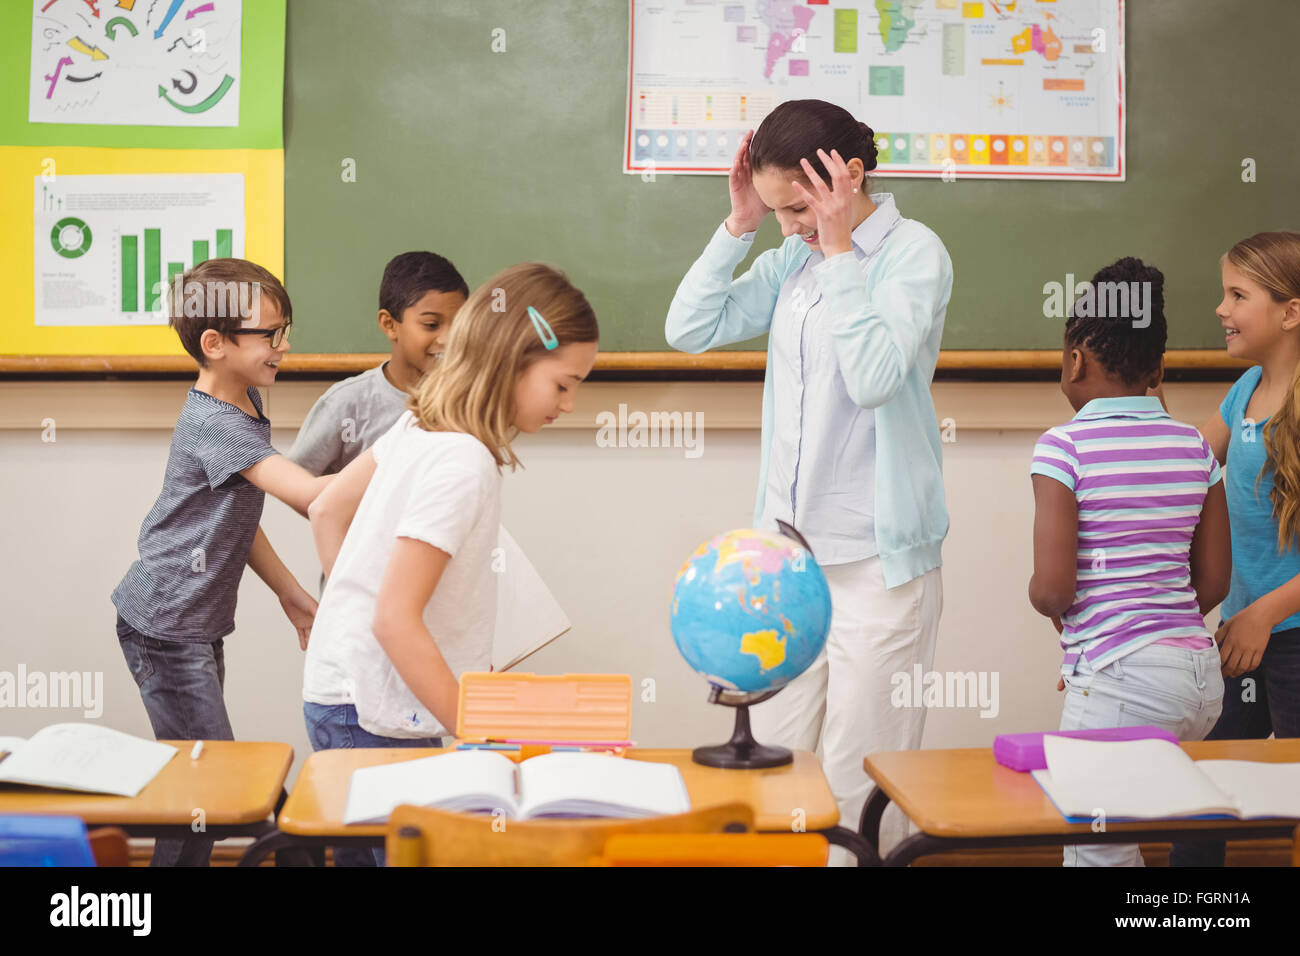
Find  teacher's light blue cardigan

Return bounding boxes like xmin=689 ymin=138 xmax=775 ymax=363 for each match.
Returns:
xmin=665 ymin=209 xmax=953 ymax=589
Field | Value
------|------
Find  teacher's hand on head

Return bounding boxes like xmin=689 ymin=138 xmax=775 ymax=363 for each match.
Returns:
xmin=792 ymin=148 xmax=856 ymax=258
xmin=724 ymin=129 xmax=770 ymax=238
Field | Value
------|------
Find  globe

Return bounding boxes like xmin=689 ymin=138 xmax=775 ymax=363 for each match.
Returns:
xmin=670 ymin=528 xmax=831 ymax=695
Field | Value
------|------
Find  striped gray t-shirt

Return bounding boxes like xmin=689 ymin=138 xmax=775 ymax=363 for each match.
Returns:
xmin=112 ymin=387 xmax=277 ymax=642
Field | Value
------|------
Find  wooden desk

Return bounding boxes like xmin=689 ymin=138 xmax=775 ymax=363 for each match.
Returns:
xmin=0 ymin=741 xmax=293 ymax=840
xmin=862 ymin=739 xmax=1300 ymax=866
xmin=250 ymin=746 xmax=861 ymax=866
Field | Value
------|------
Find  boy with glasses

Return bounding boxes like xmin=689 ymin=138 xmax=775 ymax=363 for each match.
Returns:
xmin=111 ymin=258 xmax=331 ymax=866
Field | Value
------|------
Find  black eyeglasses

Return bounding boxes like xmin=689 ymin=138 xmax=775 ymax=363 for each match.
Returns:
xmin=228 ymin=325 xmax=291 ymax=349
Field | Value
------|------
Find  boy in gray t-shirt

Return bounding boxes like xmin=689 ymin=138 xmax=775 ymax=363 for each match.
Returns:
xmin=112 ymin=258 xmax=331 ymax=867
xmin=289 ymin=251 xmax=468 ymax=476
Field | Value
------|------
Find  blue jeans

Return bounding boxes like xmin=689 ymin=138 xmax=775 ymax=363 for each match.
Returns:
xmin=117 ymin=615 xmax=235 ymax=867
xmin=1058 ymin=641 xmax=1225 ymax=867
xmin=1170 ymin=626 xmax=1300 ymax=867
xmin=303 ymin=701 xmax=442 ymax=867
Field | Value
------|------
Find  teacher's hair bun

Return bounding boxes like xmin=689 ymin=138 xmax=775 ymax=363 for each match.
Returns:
xmin=859 ymin=122 xmax=879 ymax=171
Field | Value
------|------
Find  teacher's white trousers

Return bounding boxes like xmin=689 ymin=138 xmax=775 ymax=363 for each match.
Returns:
xmin=750 ymin=554 xmax=943 ymax=863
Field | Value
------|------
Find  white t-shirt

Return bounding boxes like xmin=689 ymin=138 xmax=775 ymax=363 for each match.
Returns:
xmin=302 ymin=412 xmax=502 ymax=738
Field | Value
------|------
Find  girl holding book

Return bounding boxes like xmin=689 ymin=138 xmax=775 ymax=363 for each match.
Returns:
xmin=303 ymin=263 xmax=598 ymax=864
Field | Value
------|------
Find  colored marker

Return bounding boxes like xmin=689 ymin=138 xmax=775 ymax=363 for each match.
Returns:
xmin=154 ymin=0 xmax=184 ymax=38
xmin=486 ymin=738 xmax=634 ymax=747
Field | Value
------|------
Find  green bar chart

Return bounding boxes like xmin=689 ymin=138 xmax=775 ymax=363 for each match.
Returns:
xmin=118 ymin=227 xmax=236 ymax=314
xmin=120 ymin=236 xmax=138 ymax=313
xmin=144 ymin=229 xmax=161 ymax=311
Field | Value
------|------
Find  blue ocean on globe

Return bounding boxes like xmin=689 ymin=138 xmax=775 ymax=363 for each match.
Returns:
xmin=670 ymin=529 xmax=832 ymax=693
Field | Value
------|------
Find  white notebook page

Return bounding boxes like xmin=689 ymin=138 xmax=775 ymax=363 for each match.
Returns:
xmin=343 ymin=750 xmax=519 ymax=824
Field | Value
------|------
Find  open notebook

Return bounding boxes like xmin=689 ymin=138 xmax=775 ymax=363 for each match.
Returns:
xmin=343 ymin=751 xmax=690 ymax=825
xmin=492 ymin=525 xmax=571 ymax=672
xmin=0 ymin=724 xmax=176 ymax=798
xmin=1032 ymin=735 xmax=1300 ymax=822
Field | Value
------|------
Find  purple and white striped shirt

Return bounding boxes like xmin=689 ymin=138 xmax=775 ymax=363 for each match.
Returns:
xmin=1031 ymin=396 xmax=1221 ymax=675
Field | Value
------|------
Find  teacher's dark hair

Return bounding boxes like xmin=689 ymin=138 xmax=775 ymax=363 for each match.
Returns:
xmin=748 ymin=99 xmax=878 ymax=189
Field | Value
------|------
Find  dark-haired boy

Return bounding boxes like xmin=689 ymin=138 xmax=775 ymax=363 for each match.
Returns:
xmin=111 ymin=258 xmax=332 ymax=866
xmin=288 ymin=251 xmax=469 ymax=475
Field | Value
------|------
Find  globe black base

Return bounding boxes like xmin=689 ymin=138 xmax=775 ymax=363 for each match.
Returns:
xmin=692 ymin=692 xmax=793 ymax=769
xmin=692 ymin=740 xmax=793 ymax=769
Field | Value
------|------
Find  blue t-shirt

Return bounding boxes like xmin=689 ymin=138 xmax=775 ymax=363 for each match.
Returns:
xmin=1220 ymin=365 xmax=1300 ymax=632
xmin=112 ymin=387 xmax=277 ymax=642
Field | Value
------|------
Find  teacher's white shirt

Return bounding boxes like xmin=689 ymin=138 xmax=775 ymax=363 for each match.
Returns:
xmin=759 ymin=193 xmax=905 ymax=565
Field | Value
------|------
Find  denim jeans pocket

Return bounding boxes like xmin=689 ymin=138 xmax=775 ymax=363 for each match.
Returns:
xmin=118 ymin=632 xmax=156 ymax=688
xmin=1116 ymin=695 xmax=1192 ymax=729
xmin=1060 ymin=679 xmax=1122 ymax=730
xmin=304 ymin=702 xmax=351 ymax=751
xmin=1102 ymin=655 xmax=1203 ymax=710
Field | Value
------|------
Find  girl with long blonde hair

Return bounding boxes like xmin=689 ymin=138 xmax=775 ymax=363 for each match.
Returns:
xmin=301 ymin=263 xmax=598 ymax=862
xmin=1165 ymin=231 xmax=1300 ymax=866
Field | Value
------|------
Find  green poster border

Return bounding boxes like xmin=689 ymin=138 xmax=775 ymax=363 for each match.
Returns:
xmin=1 ymin=0 xmax=283 ymax=148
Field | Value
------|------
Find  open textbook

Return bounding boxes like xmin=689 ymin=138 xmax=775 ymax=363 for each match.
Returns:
xmin=343 ymin=751 xmax=690 ymax=825
xmin=492 ymin=525 xmax=571 ymax=671
xmin=0 ymin=724 xmax=176 ymax=798
xmin=1032 ymin=735 xmax=1300 ymax=822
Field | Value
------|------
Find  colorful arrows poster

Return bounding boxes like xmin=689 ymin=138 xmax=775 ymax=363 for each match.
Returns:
xmin=2 ymin=1 xmax=283 ymax=354
xmin=27 ymin=0 xmax=243 ymax=128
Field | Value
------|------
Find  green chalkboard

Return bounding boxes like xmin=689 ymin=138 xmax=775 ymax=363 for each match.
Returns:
xmin=283 ymin=0 xmax=1300 ymax=355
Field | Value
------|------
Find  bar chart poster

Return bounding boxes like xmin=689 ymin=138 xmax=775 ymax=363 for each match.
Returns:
xmin=33 ymin=172 xmax=244 ymax=327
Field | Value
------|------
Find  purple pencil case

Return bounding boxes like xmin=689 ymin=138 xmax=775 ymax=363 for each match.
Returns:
xmin=993 ymin=726 xmax=1179 ymax=772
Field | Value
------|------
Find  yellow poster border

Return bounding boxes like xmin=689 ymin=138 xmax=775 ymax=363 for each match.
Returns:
xmin=1 ymin=146 xmax=283 ymax=356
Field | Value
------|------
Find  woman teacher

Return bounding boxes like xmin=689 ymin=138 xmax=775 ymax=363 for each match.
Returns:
xmin=665 ymin=99 xmax=953 ymax=856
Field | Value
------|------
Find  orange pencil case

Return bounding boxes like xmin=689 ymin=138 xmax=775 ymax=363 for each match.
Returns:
xmin=453 ymin=672 xmax=633 ymax=762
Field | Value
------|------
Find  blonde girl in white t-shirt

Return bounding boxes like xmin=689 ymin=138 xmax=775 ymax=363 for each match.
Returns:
xmin=302 ymin=263 xmax=598 ymax=815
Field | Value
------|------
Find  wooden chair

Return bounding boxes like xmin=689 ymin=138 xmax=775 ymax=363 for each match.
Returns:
xmin=1293 ymin=824 xmax=1299 ymax=867
xmin=87 ymin=827 xmax=130 ymax=867
xmin=600 ymin=833 xmax=829 ymax=867
xmin=386 ymin=802 xmax=755 ymax=866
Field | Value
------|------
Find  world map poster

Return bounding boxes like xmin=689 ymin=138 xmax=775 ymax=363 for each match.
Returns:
xmin=625 ymin=0 xmax=1125 ymax=180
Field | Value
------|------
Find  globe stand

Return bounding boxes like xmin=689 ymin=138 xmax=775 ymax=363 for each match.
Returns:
xmin=692 ymin=686 xmax=792 ymax=769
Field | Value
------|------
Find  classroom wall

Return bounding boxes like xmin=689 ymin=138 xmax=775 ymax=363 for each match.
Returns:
xmin=0 ymin=379 xmax=1228 ymax=790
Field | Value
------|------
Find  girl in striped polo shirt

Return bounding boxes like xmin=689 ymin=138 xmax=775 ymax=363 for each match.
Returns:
xmin=1028 ymin=258 xmax=1231 ymax=867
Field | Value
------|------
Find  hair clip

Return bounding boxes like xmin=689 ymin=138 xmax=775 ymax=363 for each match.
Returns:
xmin=527 ymin=306 xmax=558 ymax=351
